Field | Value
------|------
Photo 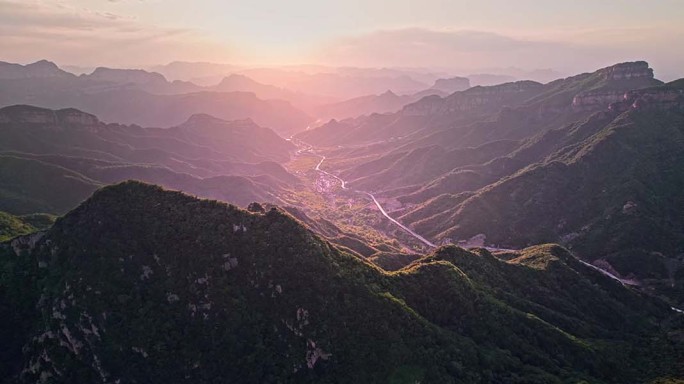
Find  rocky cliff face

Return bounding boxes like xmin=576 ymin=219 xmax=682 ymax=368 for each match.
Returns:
xmin=56 ymin=108 xmax=101 ymax=126
xmin=403 ymin=81 xmax=543 ymax=116
xmin=573 ymin=78 xmax=684 ymax=114
xmin=0 ymin=60 xmax=74 ymax=80
xmin=576 ymin=87 xmax=684 ymax=114
xmin=430 ymin=76 xmax=471 ymax=94
xmin=609 ymin=87 xmax=684 ymax=112
xmin=572 ymin=90 xmax=626 ymax=111
xmin=572 ymin=62 xmax=659 ymax=111
xmin=0 ymin=105 xmax=100 ymax=127
xmin=600 ymin=61 xmax=654 ymax=80
xmin=629 ymin=87 xmax=684 ymax=110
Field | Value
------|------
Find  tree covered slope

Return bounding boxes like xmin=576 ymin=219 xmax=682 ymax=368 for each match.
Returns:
xmin=407 ymin=82 xmax=684 ymax=304
xmin=0 ymin=182 xmax=681 ymax=383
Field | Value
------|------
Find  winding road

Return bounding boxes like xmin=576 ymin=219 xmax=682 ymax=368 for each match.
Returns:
xmin=299 ymin=140 xmax=684 ymax=314
xmin=314 ymin=154 xmax=436 ymax=248
xmin=577 ymin=259 xmax=638 ymax=286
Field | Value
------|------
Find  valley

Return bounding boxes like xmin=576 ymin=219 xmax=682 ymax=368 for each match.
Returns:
xmin=295 ymin=138 xmax=669 ymax=293
xmin=1 ymin=56 xmax=684 ymax=382
xmin=288 ymin=62 xmax=684 ymax=309
xmin=292 ymin=138 xmax=437 ymax=248
xmin=283 ymin=140 xmax=431 ymax=261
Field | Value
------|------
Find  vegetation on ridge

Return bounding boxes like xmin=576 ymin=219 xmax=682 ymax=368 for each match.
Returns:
xmin=0 ymin=182 xmax=681 ymax=383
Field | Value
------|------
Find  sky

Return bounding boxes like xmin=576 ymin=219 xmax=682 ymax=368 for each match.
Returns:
xmin=1 ymin=0 xmax=683 ymax=79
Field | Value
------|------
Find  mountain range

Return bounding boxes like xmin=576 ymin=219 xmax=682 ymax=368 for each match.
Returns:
xmin=1 ymin=59 xmax=684 ymax=382
xmin=1 ymin=181 xmax=681 ymax=383
xmin=1 ymin=60 xmax=559 ymax=132
xmin=0 ymin=105 xmax=299 ymax=215
xmin=291 ymin=61 xmax=684 ymax=306
xmin=0 ymin=76 xmax=311 ymax=137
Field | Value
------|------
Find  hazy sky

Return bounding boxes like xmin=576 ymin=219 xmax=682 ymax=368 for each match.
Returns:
xmin=1 ymin=0 xmax=683 ymax=79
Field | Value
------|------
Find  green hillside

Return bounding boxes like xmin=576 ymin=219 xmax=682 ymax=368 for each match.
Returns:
xmin=0 ymin=155 xmax=101 ymax=215
xmin=410 ymin=103 xmax=684 ymax=304
xmin=0 ymin=182 xmax=681 ymax=383
xmin=0 ymin=211 xmax=54 ymax=242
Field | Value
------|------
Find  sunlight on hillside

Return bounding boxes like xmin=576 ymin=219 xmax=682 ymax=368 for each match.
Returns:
xmin=1 ymin=1 xmax=683 ymax=382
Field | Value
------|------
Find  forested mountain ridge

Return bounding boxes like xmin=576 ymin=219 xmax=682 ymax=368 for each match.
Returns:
xmin=0 ymin=182 xmax=681 ymax=383
xmin=401 ymin=81 xmax=684 ymax=302
xmin=288 ymin=63 xmax=684 ymax=306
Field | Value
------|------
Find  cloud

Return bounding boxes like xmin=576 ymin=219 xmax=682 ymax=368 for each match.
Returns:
xmin=0 ymin=0 xmax=233 ymax=67
xmin=0 ymin=1 xmax=129 ymax=30
xmin=1 ymin=2 xmax=682 ymax=80
xmin=313 ymin=28 xmax=581 ymax=70
xmin=313 ymin=27 xmax=684 ymax=80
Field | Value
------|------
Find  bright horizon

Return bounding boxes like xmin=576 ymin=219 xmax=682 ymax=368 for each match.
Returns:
xmin=2 ymin=0 xmax=684 ymax=80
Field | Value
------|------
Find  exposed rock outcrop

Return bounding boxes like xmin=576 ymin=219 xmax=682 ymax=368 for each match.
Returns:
xmin=572 ymin=62 xmax=659 ymax=111
xmin=628 ymin=87 xmax=684 ymax=111
xmin=430 ymin=77 xmax=471 ymax=94
xmin=604 ymin=86 xmax=684 ymax=113
xmin=403 ymin=81 xmax=543 ymax=116
xmin=600 ymin=61 xmax=653 ymax=81
xmin=0 ymin=105 xmax=99 ymax=127
xmin=0 ymin=60 xmax=74 ymax=79
xmin=572 ymin=90 xmax=626 ymax=111
xmin=8 ymin=231 xmax=46 ymax=255
xmin=56 ymin=108 xmax=101 ymax=126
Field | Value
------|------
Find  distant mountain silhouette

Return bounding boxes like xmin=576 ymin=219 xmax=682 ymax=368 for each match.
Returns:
xmin=430 ymin=76 xmax=471 ymax=93
xmin=0 ymin=61 xmax=314 ymax=135
xmin=0 ymin=105 xmax=299 ymax=214
xmin=0 ymin=60 xmax=75 ymax=79
xmin=312 ymin=89 xmax=446 ymax=121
